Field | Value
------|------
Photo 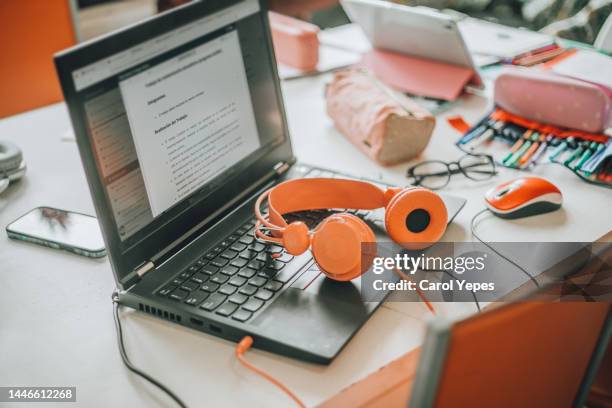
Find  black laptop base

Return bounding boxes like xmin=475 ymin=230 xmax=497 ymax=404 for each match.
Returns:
xmin=118 ymin=163 xmax=466 ymax=364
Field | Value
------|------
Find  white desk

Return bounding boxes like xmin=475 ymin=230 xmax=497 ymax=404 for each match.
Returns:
xmin=0 ymin=73 xmax=610 ymax=407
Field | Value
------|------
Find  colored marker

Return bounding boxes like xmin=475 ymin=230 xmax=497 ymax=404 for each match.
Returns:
xmin=468 ymin=128 xmax=495 ymax=150
xmin=582 ymin=142 xmax=607 ymax=174
xmin=506 ymin=137 xmax=533 ymax=167
xmin=518 ymin=132 xmax=542 ymax=166
xmin=503 ymin=130 xmax=532 ymax=162
xmin=549 ymin=137 xmax=573 ymax=162
xmin=459 ymin=125 xmax=487 ymax=145
xmin=527 ymin=135 xmax=553 ymax=168
xmin=564 ymin=142 xmax=586 ymax=167
xmin=575 ymin=142 xmax=598 ymax=170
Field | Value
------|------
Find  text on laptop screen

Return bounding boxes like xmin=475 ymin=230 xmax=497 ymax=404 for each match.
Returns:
xmin=68 ymin=0 xmax=283 ymax=243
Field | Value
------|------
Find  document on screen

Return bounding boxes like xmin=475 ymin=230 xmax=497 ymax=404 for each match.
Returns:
xmin=119 ymin=30 xmax=260 ymax=217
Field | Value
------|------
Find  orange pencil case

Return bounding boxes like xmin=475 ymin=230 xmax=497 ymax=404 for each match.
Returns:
xmin=268 ymin=12 xmax=319 ymax=71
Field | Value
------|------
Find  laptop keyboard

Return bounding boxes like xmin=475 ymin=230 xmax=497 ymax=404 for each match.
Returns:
xmin=155 ymin=167 xmax=390 ymax=323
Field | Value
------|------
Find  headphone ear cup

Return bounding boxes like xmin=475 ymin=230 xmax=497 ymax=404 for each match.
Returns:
xmin=385 ymin=188 xmax=448 ymax=250
xmin=311 ymin=213 xmax=376 ymax=281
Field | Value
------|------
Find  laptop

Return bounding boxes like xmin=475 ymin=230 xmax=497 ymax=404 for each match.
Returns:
xmin=340 ymin=0 xmax=483 ymax=87
xmin=54 ymin=0 xmax=465 ymax=364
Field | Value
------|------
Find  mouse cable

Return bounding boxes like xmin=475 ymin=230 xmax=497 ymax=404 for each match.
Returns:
xmin=111 ymin=293 xmax=188 ymax=408
xmin=470 ymin=209 xmax=540 ymax=289
xmin=235 ymin=336 xmax=306 ymax=408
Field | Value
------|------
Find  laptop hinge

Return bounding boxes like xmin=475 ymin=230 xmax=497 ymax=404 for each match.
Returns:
xmin=123 ymin=260 xmax=155 ymax=288
xmin=274 ymin=161 xmax=290 ymax=175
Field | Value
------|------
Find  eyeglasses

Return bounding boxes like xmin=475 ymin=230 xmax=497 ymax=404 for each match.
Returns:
xmin=406 ymin=154 xmax=497 ymax=190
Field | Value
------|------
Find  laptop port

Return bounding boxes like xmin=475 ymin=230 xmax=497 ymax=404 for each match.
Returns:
xmin=190 ymin=317 xmax=204 ymax=326
xmin=209 ymin=324 xmax=222 ymax=334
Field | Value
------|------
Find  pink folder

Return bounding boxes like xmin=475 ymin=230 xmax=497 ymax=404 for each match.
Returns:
xmin=361 ymin=49 xmax=475 ymax=101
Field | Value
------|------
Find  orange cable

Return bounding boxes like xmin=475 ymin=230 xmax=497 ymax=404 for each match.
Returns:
xmin=393 ymin=268 xmax=436 ymax=315
xmin=235 ymin=337 xmax=306 ymax=408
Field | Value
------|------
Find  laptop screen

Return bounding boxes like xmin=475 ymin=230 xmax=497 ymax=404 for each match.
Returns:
xmin=65 ymin=0 xmax=283 ymax=243
xmin=56 ymin=0 xmax=292 ymax=283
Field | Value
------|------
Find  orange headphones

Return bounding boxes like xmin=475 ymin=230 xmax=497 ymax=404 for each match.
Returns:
xmin=254 ymin=178 xmax=448 ymax=281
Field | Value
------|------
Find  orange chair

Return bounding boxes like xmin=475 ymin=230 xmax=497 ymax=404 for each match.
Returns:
xmin=0 ymin=0 xmax=77 ymax=118
xmin=320 ymin=301 xmax=611 ymax=408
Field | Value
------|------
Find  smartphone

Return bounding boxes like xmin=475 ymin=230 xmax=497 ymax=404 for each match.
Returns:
xmin=6 ymin=206 xmax=106 ymax=258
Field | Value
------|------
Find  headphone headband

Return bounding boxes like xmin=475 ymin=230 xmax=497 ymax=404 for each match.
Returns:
xmin=267 ymin=178 xmax=387 ymax=228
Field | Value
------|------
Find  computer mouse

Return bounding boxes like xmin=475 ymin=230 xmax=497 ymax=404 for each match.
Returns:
xmin=485 ymin=177 xmax=562 ymax=219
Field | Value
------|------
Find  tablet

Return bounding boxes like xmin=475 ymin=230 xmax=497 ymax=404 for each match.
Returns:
xmin=340 ymin=0 xmax=483 ymax=87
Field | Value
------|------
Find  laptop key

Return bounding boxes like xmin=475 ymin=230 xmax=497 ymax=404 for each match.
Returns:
xmin=239 ymin=249 xmax=257 ymax=260
xmin=200 ymin=265 xmax=219 ymax=275
xmin=248 ymin=260 xmax=265 ymax=270
xmin=243 ymin=298 xmax=264 ymax=312
xmin=228 ymin=293 xmax=248 ymax=305
xmin=265 ymin=244 xmax=284 ymax=254
xmin=254 ymin=289 xmax=274 ymax=301
xmin=216 ymin=302 xmax=238 ymax=317
xmin=179 ymin=270 xmax=193 ymax=280
xmin=251 ymin=242 xmax=265 ymax=252
xmin=237 ymin=268 xmax=257 ymax=279
xmin=249 ymin=276 xmax=267 ymax=287
xmin=219 ymin=284 xmax=237 ymax=295
xmin=200 ymin=294 xmax=226 ymax=311
xmin=264 ymin=280 xmax=283 ymax=292
xmin=210 ymin=273 xmax=229 ymax=284
xmin=228 ymin=276 xmax=247 ymax=287
xmin=157 ymin=285 xmax=176 ymax=297
xmin=273 ymin=268 xmax=299 ymax=283
xmin=169 ymin=288 xmax=189 ymax=301
xmin=221 ymin=266 xmax=239 ymax=276
xmin=232 ymin=309 xmax=252 ymax=322
xmin=230 ymin=258 xmax=248 ymax=268
xmin=172 ymin=277 xmax=186 ymax=285
xmin=268 ymin=261 xmax=285 ymax=271
xmin=210 ymin=257 xmax=228 ymax=268
xmin=201 ymin=282 xmax=220 ymax=292
xmin=180 ymin=280 xmax=199 ymax=291
xmin=184 ymin=290 xmax=209 ymax=306
xmin=221 ymin=249 xmax=238 ymax=260
xmin=276 ymin=253 xmax=294 ymax=263
xmin=239 ymin=284 xmax=258 ymax=296
xmin=239 ymin=235 xmax=254 ymax=245
xmin=230 ymin=242 xmax=247 ymax=252
xmin=190 ymin=272 xmax=209 ymax=284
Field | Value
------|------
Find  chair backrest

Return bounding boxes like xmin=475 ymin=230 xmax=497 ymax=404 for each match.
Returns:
xmin=0 ymin=0 xmax=77 ymax=118
xmin=409 ymin=301 xmax=611 ymax=408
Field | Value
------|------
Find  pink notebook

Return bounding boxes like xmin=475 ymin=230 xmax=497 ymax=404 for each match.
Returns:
xmin=361 ymin=49 xmax=475 ymax=101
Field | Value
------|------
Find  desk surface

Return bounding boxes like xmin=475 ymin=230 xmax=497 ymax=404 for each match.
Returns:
xmin=1 ymin=72 xmax=610 ymax=407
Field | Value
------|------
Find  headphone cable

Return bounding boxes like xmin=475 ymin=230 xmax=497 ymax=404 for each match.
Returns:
xmin=235 ymin=337 xmax=306 ymax=408
xmin=112 ymin=293 xmax=189 ymax=408
xmin=470 ymin=209 xmax=540 ymax=288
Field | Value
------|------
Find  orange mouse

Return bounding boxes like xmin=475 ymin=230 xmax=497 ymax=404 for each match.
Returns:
xmin=485 ymin=177 xmax=562 ymax=219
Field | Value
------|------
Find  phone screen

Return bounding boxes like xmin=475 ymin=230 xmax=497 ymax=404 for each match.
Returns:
xmin=7 ymin=207 xmax=105 ymax=254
